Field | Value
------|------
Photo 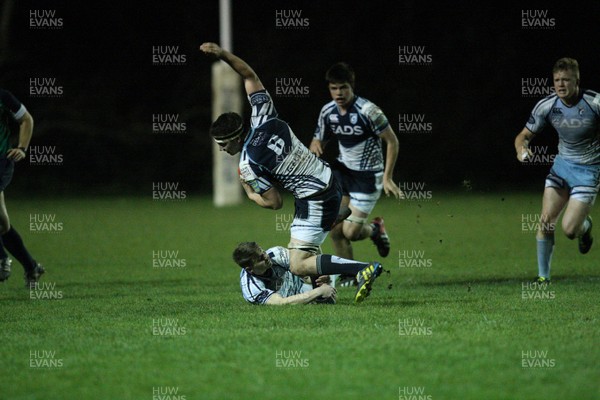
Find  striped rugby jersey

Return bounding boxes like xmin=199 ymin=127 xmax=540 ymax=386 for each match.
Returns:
xmin=526 ymin=90 xmax=600 ymax=165
xmin=238 ymin=90 xmax=332 ymax=199
xmin=239 ymin=246 xmax=308 ymax=305
xmin=314 ymin=96 xmax=389 ymax=171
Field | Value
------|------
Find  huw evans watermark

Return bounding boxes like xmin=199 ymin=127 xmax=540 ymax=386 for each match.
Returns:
xmin=151 ymin=318 xmax=187 ymax=336
xmin=399 ymin=318 xmax=432 ymax=336
xmin=521 ymin=350 xmax=556 ymax=368
xmin=398 ymin=113 xmax=433 ymax=134
xmin=152 ymin=46 xmax=187 ymax=66
xmin=29 ymin=350 xmax=63 ymax=368
xmin=152 ymin=386 xmax=187 ymax=400
xmin=275 ymin=350 xmax=309 ymax=368
xmin=152 ymin=114 xmax=187 ymax=134
xmin=398 ymin=250 xmax=433 ymax=268
xmin=275 ymin=10 xmax=309 ymax=29
xmin=152 ymin=250 xmax=187 ymax=268
xmin=521 ymin=10 xmax=555 ymax=29
xmin=399 ymin=386 xmax=433 ymax=400
xmin=398 ymin=46 xmax=432 ymax=66
xmin=29 ymin=10 xmax=63 ymax=29
xmin=274 ymin=77 xmax=309 ymax=98
xmin=152 ymin=182 xmax=187 ymax=201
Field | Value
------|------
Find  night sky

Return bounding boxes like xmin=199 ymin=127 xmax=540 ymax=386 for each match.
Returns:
xmin=2 ymin=0 xmax=599 ymax=194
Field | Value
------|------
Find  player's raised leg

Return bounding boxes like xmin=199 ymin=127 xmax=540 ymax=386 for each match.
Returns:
xmin=535 ymin=186 xmax=568 ymax=282
xmin=288 ymin=243 xmax=382 ymax=303
xmin=561 ymin=196 xmax=593 ymax=253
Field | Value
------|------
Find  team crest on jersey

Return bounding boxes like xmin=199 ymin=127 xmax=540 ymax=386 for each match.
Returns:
xmin=329 ymin=114 xmax=339 ymax=123
xmin=350 ymin=113 xmax=358 ymax=124
xmin=251 ymin=131 xmax=267 ymax=146
xmin=578 ymin=107 xmax=585 ymax=116
xmin=250 ymin=92 xmax=270 ymax=106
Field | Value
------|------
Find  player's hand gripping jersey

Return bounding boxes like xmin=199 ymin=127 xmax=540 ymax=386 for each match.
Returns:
xmin=314 ymin=96 xmax=389 ymax=171
xmin=526 ymin=90 xmax=600 ymax=165
xmin=238 ymin=90 xmax=332 ymax=199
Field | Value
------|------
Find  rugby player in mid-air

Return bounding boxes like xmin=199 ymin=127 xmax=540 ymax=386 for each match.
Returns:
xmin=233 ymin=242 xmax=336 ymax=305
xmin=200 ymin=42 xmax=384 ymax=302
xmin=514 ymin=58 xmax=598 ymax=283
xmin=310 ymin=63 xmax=403 ymax=285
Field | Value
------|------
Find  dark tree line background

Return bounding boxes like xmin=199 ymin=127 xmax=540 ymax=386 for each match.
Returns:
xmin=1 ymin=0 xmax=599 ymax=196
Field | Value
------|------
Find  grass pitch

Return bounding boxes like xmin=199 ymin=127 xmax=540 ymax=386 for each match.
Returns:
xmin=0 ymin=192 xmax=598 ymax=399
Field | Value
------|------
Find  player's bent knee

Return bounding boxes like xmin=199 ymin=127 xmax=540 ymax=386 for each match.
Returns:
xmin=343 ymin=215 xmax=367 ymax=241
xmin=330 ymin=225 xmax=345 ymax=240
xmin=562 ymin=224 xmax=579 ymax=240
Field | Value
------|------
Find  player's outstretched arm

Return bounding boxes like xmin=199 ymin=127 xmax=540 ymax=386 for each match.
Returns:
xmin=199 ymin=42 xmax=265 ymax=95
xmin=514 ymin=127 xmax=534 ymax=162
xmin=379 ymin=126 xmax=404 ymax=199
xmin=265 ymin=284 xmax=336 ymax=305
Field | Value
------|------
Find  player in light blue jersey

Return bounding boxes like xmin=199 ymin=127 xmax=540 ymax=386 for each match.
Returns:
xmin=310 ymin=63 xmax=402 ymax=284
xmin=200 ymin=43 xmax=384 ymax=302
xmin=514 ymin=58 xmax=598 ymax=282
xmin=233 ymin=242 xmax=336 ymax=305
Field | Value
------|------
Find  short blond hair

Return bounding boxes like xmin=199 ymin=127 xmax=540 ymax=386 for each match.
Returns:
xmin=552 ymin=58 xmax=580 ymax=79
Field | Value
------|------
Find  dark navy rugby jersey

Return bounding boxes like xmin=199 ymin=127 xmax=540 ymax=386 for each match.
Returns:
xmin=314 ymin=96 xmax=389 ymax=171
xmin=239 ymin=90 xmax=332 ymax=198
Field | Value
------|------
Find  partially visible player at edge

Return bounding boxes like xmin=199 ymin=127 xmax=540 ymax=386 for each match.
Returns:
xmin=0 ymin=89 xmax=45 ymax=287
xmin=514 ymin=58 xmax=598 ymax=283
xmin=200 ymin=42 xmax=383 ymax=302
xmin=233 ymin=242 xmax=336 ymax=305
xmin=310 ymin=63 xmax=403 ymax=286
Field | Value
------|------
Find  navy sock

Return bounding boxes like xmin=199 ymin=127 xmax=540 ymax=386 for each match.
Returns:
xmin=2 ymin=226 xmax=36 ymax=273
xmin=317 ymin=254 xmax=369 ymax=275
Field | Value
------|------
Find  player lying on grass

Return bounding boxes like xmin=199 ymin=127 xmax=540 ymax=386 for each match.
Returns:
xmin=200 ymin=42 xmax=383 ymax=302
xmin=233 ymin=242 xmax=336 ymax=305
xmin=514 ymin=58 xmax=598 ymax=283
xmin=310 ymin=62 xmax=403 ymax=286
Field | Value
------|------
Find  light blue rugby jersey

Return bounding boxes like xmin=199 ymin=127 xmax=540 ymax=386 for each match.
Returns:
xmin=238 ymin=90 xmax=332 ymax=199
xmin=314 ymin=96 xmax=389 ymax=171
xmin=526 ymin=90 xmax=600 ymax=165
xmin=239 ymin=247 xmax=308 ymax=305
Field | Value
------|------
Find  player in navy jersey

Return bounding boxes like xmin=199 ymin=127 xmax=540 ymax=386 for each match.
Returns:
xmin=310 ymin=63 xmax=402 ymax=284
xmin=200 ymin=42 xmax=384 ymax=302
xmin=233 ymin=242 xmax=336 ymax=305
xmin=514 ymin=58 xmax=599 ymax=283
xmin=0 ymin=89 xmax=45 ymax=287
